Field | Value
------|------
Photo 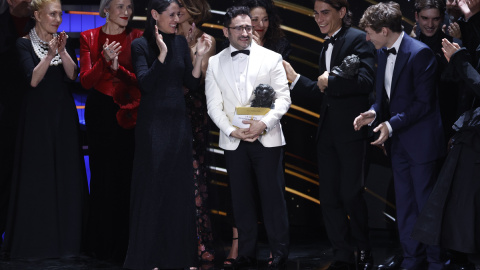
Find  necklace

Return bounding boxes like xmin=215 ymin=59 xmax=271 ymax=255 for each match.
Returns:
xmin=29 ymin=27 xmax=62 ymax=66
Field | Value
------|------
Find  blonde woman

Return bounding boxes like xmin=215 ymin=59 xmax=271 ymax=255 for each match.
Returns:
xmin=1 ymin=0 xmax=88 ymax=259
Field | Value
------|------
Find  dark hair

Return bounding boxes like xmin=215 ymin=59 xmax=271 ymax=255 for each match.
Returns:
xmin=314 ymin=0 xmax=352 ymax=27
xmin=179 ymin=0 xmax=211 ymax=25
xmin=143 ymin=0 xmax=179 ymax=48
xmin=223 ymin=5 xmax=251 ymax=27
xmin=414 ymin=0 xmax=445 ymax=16
xmin=239 ymin=0 xmax=286 ymax=49
xmin=359 ymin=1 xmax=403 ymax=33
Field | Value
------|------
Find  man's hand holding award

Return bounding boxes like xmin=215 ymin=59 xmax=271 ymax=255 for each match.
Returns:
xmin=232 ymin=84 xmax=275 ymax=142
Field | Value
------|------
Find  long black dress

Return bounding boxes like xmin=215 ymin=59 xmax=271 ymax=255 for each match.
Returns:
xmin=1 ymin=38 xmax=88 ymax=259
xmin=412 ymin=47 xmax=480 ymax=254
xmin=124 ymin=33 xmax=200 ymax=269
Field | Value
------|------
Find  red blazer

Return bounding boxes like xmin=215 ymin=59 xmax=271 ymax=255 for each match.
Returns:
xmin=79 ymin=26 xmax=143 ymax=96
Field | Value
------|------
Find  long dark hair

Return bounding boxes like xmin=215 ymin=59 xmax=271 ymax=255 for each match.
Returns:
xmin=239 ymin=0 xmax=285 ymax=48
xmin=143 ymin=0 xmax=180 ymax=49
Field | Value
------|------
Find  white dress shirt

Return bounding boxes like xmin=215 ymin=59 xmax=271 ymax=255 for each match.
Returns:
xmin=325 ymin=28 xmax=341 ymax=73
xmin=230 ymin=45 xmax=250 ymax=105
xmin=383 ymin=32 xmax=404 ymax=135
xmin=290 ymin=28 xmax=341 ymax=89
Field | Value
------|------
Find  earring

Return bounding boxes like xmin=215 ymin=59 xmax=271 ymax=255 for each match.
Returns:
xmin=106 ymin=12 xmax=109 ymax=21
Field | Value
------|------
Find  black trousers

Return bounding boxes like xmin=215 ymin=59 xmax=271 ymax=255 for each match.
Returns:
xmin=317 ymin=119 xmax=370 ymax=263
xmin=224 ymin=140 xmax=289 ymax=259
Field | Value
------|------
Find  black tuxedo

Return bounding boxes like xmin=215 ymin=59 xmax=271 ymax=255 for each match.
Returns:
xmin=292 ymin=27 xmax=375 ymax=262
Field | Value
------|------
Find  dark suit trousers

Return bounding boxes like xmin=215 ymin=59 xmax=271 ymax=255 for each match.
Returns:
xmin=316 ymin=117 xmax=370 ymax=263
xmin=390 ymin=137 xmax=444 ymax=270
xmin=224 ymin=140 xmax=289 ymax=259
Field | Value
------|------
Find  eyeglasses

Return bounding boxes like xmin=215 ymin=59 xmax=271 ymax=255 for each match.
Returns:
xmin=227 ymin=25 xmax=253 ymax=33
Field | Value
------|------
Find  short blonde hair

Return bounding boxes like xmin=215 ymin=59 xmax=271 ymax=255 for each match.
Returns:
xmin=31 ymin=0 xmax=61 ymax=13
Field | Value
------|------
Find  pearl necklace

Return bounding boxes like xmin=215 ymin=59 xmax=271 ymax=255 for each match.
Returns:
xmin=29 ymin=27 xmax=62 ymax=66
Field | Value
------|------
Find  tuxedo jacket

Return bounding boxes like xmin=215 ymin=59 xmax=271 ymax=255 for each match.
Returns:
xmin=293 ymin=27 xmax=376 ymax=142
xmin=371 ymin=33 xmax=445 ymax=163
xmin=205 ymin=42 xmax=291 ymax=150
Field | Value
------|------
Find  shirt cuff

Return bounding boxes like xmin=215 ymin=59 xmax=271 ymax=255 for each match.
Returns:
xmin=226 ymin=126 xmax=237 ymax=138
xmin=385 ymin=121 xmax=393 ymax=137
xmin=289 ymin=74 xmax=301 ymax=90
xmin=367 ymin=110 xmax=376 ymax=126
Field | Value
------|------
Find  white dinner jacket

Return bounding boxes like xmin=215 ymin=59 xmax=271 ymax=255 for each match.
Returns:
xmin=205 ymin=42 xmax=291 ymax=151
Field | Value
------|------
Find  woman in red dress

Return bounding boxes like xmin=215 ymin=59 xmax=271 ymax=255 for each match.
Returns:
xmin=79 ymin=0 xmax=142 ymax=263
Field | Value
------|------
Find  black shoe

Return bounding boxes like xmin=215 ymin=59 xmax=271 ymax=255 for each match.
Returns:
xmin=377 ymin=254 xmax=404 ymax=270
xmin=326 ymin=261 xmax=355 ymax=270
xmin=233 ymin=256 xmax=257 ymax=270
xmin=267 ymin=256 xmax=287 ymax=269
xmin=357 ymin=250 xmax=373 ymax=270
xmin=446 ymin=262 xmax=476 ymax=270
xmin=224 ymin=258 xmax=236 ymax=268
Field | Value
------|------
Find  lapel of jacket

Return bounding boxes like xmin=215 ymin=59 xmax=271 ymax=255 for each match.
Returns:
xmin=219 ymin=47 xmax=243 ymax=103
xmin=245 ymin=42 xmax=263 ymax=103
xmin=377 ymin=49 xmax=387 ymax=96
xmin=330 ymin=28 xmax=346 ymax=70
xmin=390 ymin=33 xmax=410 ymax=97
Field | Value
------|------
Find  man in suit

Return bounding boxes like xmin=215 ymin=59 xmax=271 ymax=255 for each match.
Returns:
xmin=413 ymin=0 xmax=462 ymax=143
xmin=205 ymin=6 xmax=291 ymax=270
xmin=355 ymin=2 xmax=445 ymax=269
xmin=282 ymin=0 xmax=375 ymax=269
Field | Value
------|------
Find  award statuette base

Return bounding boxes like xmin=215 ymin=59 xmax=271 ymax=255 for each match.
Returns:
xmin=232 ymin=106 xmax=270 ymax=129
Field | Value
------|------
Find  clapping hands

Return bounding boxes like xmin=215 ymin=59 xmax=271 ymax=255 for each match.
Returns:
xmin=57 ymin=31 xmax=68 ymax=53
xmin=155 ymin=25 xmax=168 ymax=55
xmin=441 ymin=38 xmax=461 ymax=62
xmin=195 ymin=33 xmax=212 ymax=57
xmin=252 ymin=30 xmax=263 ymax=46
xmin=48 ymin=31 xmax=68 ymax=57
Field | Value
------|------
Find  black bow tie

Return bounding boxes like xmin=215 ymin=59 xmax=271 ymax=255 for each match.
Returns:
xmin=231 ymin=50 xmax=250 ymax=57
xmin=382 ymin=47 xmax=397 ymax=55
xmin=323 ymin=35 xmax=337 ymax=46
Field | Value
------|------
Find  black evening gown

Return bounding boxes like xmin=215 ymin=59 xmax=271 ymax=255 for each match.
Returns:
xmin=412 ymin=47 xmax=480 ymax=254
xmin=124 ymin=34 xmax=199 ymax=270
xmin=1 ymin=38 xmax=88 ymax=259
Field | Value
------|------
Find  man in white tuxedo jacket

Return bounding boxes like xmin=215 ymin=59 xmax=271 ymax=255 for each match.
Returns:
xmin=205 ymin=6 xmax=291 ymax=269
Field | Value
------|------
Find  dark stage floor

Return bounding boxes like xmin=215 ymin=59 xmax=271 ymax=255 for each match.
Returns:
xmin=0 ymin=229 xmax=478 ymax=270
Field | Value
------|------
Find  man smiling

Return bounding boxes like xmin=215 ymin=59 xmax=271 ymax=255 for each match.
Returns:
xmin=414 ymin=0 xmax=461 ymax=147
xmin=283 ymin=0 xmax=375 ymax=269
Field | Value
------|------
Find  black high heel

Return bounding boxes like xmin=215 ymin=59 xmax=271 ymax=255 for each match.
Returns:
xmin=223 ymin=237 xmax=238 ymax=268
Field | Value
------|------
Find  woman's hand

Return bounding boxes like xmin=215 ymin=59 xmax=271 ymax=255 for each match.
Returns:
xmin=442 ymin=38 xmax=461 ymax=62
xmin=466 ymin=0 xmax=480 ymax=14
xmin=458 ymin=0 xmax=474 ymax=18
xmin=195 ymin=33 xmax=212 ymax=57
xmin=103 ymin=38 xmax=122 ymax=62
xmin=186 ymin=22 xmax=198 ymax=47
xmin=57 ymin=31 xmax=68 ymax=53
xmin=447 ymin=22 xmax=462 ymax=39
xmin=252 ymin=30 xmax=263 ymax=46
xmin=155 ymin=25 xmax=167 ymax=55
xmin=111 ymin=55 xmax=119 ymax=71
xmin=48 ymin=37 xmax=58 ymax=58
